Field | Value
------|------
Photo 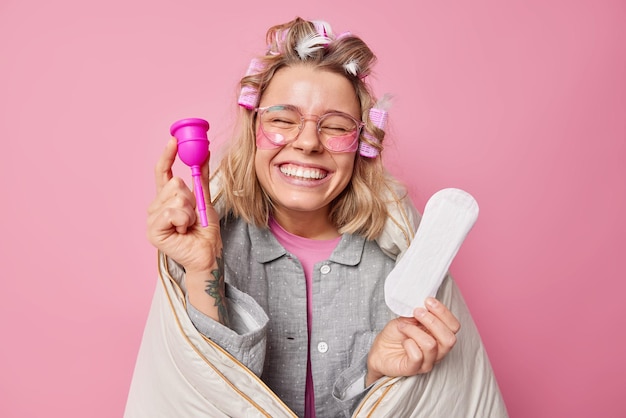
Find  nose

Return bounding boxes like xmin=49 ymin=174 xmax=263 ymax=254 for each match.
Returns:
xmin=292 ymin=117 xmax=324 ymax=153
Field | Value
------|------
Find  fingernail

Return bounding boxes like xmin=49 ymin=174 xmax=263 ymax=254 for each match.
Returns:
xmin=414 ymin=307 xmax=427 ymax=318
xmin=426 ymin=298 xmax=438 ymax=308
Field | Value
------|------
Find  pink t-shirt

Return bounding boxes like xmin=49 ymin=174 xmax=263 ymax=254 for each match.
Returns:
xmin=269 ymin=218 xmax=341 ymax=418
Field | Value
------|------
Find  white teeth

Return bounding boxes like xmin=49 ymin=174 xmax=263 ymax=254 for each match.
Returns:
xmin=280 ymin=165 xmax=327 ymax=179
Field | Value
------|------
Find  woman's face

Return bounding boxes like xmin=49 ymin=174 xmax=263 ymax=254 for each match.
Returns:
xmin=254 ymin=65 xmax=360 ymax=223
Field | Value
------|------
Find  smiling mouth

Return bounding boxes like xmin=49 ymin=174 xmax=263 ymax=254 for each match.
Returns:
xmin=279 ymin=164 xmax=328 ymax=180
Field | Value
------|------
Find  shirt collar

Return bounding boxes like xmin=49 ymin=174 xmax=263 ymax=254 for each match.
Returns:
xmin=249 ymin=223 xmax=365 ymax=266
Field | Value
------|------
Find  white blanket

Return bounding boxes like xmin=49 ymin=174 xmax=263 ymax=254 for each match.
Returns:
xmin=125 ymin=182 xmax=508 ymax=417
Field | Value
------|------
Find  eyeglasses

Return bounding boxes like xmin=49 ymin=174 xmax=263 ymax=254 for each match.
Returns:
xmin=255 ymin=104 xmax=364 ymax=153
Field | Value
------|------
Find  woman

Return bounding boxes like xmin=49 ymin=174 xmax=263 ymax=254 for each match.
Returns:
xmin=130 ymin=17 xmax=507 ymax=418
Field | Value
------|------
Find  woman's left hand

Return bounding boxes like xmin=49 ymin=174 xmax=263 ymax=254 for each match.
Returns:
xmin=366 ymin=297 xmax=461 ymax=386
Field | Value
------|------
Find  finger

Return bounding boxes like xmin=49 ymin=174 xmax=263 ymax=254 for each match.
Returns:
xmin=200 ymin=150 xmax=211 ymax=207
xmin=414 ymin=306 xmax=457 ymax=361
xmin=155 ymin=138 xmax=178 ymax=193
xmin=194 ymin=150 xmax=221 ymax=228
xmin=400 ymin=339 xmax=424 ymax=372
xmin=398 ymin=321 xmax=438 ymax=373
xmin=425 ymin=298 xmax=461 ymax=334
xmin=149 ymin=205 xmax=197 ymax=237
xmin=147 ymin=191 xmax=197 ymax=230
xmin=148 ymin=177 xmax=196 ymax=215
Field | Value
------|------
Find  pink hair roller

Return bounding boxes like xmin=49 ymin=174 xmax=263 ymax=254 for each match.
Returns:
xmin=360 ymin=107 xmax=388 ymax=158
xmin=238 ymin=58 xmax=265 ymax=109
xmin=336 ymin=31 xmax=352 ymax=40
xmin=313 ymin=21 xmax=328 ymax=37
xmin=170 ymin=118 xmax=210 ymax=227
xmin=238 ymin=85 xmax=259 ymax=110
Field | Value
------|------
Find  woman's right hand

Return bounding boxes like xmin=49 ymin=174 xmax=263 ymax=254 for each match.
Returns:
xmin=146 ymin=137 xmax=222 ymax=274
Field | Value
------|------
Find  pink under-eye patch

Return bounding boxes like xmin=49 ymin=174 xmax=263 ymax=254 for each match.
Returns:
xmin=325 ymin=133 xmax=358 ymax=152
xmin=256 ymin=127 xmax=285 ymax=149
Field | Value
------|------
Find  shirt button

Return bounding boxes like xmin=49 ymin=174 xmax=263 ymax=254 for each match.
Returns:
xmin=320 ymin=265 xmax=331 ymax=274
xmin=317 ymin=342 xmax=329 ymax=353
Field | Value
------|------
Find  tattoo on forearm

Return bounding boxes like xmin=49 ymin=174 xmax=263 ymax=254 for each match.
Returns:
xmin=205 ymin=255 xmax=229 ymax=327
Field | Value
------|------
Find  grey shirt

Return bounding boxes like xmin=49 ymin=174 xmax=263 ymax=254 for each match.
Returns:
xmin=187 ymin=216 xmax=397 ymax=417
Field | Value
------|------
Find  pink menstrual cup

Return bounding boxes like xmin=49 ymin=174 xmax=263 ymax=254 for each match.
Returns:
xmin=170 ymin=118 xmax=210 ymax=227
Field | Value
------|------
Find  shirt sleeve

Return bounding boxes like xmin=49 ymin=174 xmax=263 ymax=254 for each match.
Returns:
xmin=186 ymin=282 xmax=269 ymax=377
xmin=331 ymin=331 xmax=377 ymax=408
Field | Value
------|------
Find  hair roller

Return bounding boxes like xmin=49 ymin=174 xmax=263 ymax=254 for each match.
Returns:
xmin=359 ymin=106 xmax=389 ymax=158
xmin=238 ymin=58 xmax=265 ymax=109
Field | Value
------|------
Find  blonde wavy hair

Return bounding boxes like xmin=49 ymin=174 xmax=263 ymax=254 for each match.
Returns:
xmin=212 ymin=17 xmax=405 ymax=240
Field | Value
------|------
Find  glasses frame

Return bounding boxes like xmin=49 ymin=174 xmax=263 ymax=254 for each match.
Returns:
xmin=255 ymin=104 xmax=365 ymax=153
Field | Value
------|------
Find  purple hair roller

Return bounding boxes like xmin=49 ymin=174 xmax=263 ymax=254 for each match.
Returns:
xmin=370 ymin=107 xmax=388 ymax=129
xmin=169 ymin=118 xmax=210 ymax=227
xmin=360 ymin=107 xmax=388 ymax=158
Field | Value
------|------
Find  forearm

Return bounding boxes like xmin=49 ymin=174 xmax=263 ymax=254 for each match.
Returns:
xmin=186 ymin=253 xmax=230 ymax=327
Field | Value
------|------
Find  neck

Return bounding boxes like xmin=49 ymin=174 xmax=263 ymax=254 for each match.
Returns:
xmin=272 ymin=209 xmax=340 ymax=240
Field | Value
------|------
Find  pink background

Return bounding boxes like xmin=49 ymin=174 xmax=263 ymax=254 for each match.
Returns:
xmin=1 ymin=0 xmax=624 ymax=417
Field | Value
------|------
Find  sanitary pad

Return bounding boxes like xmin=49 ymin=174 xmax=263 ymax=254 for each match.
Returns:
xmin=384 ymin=188 xmax=479 ymax=317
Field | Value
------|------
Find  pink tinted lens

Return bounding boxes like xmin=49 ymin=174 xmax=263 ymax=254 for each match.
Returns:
xmin=325 ymin=133 xmax=358 ymax=152
xmin=256 ymin=126 xmax=286 ymax=149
